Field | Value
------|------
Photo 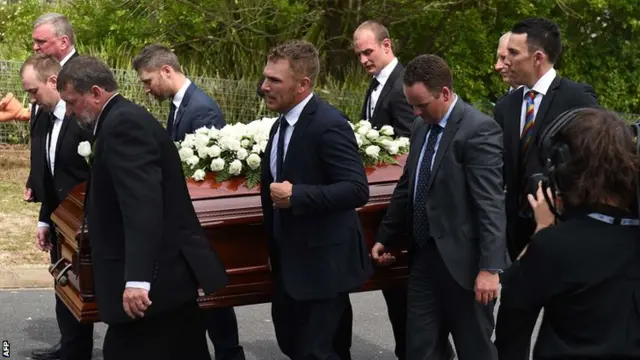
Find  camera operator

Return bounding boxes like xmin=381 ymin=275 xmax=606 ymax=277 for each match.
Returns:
xmin=499 ymin=107 xmax=640 ymax=359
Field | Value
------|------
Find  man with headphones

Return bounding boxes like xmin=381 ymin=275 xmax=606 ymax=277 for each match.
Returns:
xmin=493 ymin=17 xmax=599 ymax=359
xmin=499 ymin=107 xmax=640 ymax=359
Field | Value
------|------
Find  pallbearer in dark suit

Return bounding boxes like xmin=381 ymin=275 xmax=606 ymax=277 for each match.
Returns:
xmin=345 ymin=20 xmax=417 ymax=360
xmin=26 ymin=12 xmax=79 ymax=208
xmin=21 ymin=53 xmax=94 ymax=360
xmin=133 ymin=44 xmax=244 ymax=360
xmin=259 ymin=40 xmax=373 ymax=360
xmin=58 ymin=55 xmax=228 ymax=360
xmin=133 ymin=44 xmax=225 ymax=142
xmin=372 ymin=54 xmax=507 ymax=360
xmin=493 ymin=17 xmax=599 ymax=360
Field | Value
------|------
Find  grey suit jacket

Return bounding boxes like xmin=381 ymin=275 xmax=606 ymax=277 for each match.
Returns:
xmin=377 ymin=98 xmax=509 ymax=290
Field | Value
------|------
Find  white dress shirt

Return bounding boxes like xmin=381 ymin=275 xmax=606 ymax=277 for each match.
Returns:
xmin=519 ymin=68 xmax=556 ymax=135
xmin=37 ymin=100 xmax=67 ymax=229
xmin=171 ymin=78 xmax=192 ymax=121
xmin=367 ymin=57 xmax=398 ymax=120
xmin=269 ymin=93 xmax=314 ymax=179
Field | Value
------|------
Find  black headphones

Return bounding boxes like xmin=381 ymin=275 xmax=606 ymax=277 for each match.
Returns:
xmin=537 ymin=107 xmax=592 ymax=193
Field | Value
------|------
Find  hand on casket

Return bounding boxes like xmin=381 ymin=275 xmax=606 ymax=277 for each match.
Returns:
xmin=0 ymin=93 xmax=30 ymax=122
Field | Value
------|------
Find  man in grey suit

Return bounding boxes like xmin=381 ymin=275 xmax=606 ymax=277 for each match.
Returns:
xmin=372 ymin=54 xmax=507 ymax=360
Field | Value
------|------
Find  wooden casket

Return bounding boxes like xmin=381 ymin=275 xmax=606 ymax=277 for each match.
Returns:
xmin=49 ymin=155 xmax=409 ymax=323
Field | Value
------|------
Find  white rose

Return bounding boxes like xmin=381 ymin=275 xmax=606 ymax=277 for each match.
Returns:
xmin=210 ymin=158 xmax=225 ymax=172
xmin=236 ymin=148 xmax=248 ymax=161
xmin=251 ymin=144 xmax=261 ymax=154
xmin=178 ymin=147 xmax=194 ymax=161
xmin=208 ymin=145 xmax=221 ymax=158
xmin=365 ymin=129 xmax=380 ymax=140
xmin=208 ymin=128 xmax=220 ymax=139
xmin=195 ymin=127 xmax=210 ymax=135
xmin=196 ymin=146 xmax=210 ymax=159
xmin=357 ymin=126 xmax=369 ymax=136
xmin=192 ymin=169 xmax=206 ymax=181
xmin=398 ymin=137 xmax=410 ymax=148
xmin=380 ymin=125 xmax=394 ymax=136
xmin=380 ymin=139 xmax=393 ymax=148
xmin=228 ymin=159 xmax=242 ymax=175
xmin=241 ymin=139 xmax=251 ymax=148
xmin=194 ymin=133 xmax=210 ymax=148
xmin=246 ymin=153 xmax=261 ymax=170
xmin=388 ymin=144 xmax=399 ymax=155
xmin=186 ymin=155 xmax=200 ymax=167
xmin=365 ymin=145 xmax=380 ymax=159
xmin=357 ymin=120 xmax=372 ymax=131
xmin=77 ymin=141 xmax=91 ymax=157
xmin=182 ymin=134 xmax=196 ymax=148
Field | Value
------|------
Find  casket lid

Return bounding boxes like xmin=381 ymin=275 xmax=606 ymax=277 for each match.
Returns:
xmin=187 ymin=154 xmax=407 ymax=200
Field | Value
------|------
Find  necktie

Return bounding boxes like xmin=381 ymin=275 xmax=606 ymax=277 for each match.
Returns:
xmin=520 ymin=90 xmax=537 ymax=155
xmin=46 ymin=112 xmax=56 ymax=175
xmin=361 ymin=78 xmax=380 ymax=120
xmin=413 ymin=124 xmax=442 ymax=247
xmin=167 ymin=102 xmax=177 ymax=139
xmin=276 ymin=116 xmax=289 ymax=182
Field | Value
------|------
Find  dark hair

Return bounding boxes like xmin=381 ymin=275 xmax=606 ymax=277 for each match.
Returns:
xmin=20 ymin=53 xmax=61 ymax=82
xmin=403 ymin=54 xmax=453 ymax=93
xmin=132 ymin=44 xmax=182 ymax=73
xmin=555 ymin=108 xmax=639 ymax=209
xmin=511 ymin=17 xmax=562 ymax=64
xmin=355 ymin=20 xmax=391 ymax=44
xmin=57 ymin=55 xmax=118 ymax=93
xmin=267 ymin=40 xmax=320 ymax=87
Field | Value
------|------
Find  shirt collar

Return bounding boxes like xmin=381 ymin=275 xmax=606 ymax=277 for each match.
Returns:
xmin=435 ymin=94 xmax=458 ymax=129
xmin=172 ymin=78 xmax=192 ymax=109
xmin=282 ymin=92 xmax=314 ymax=127
xmin=374 ymin=57 xmax=398 ymax=88
xmin=52 ymin=99 xmax=66 ymax=121
xmin=93 ymin=92 xmax=120 ymax=135
xmin=59 ymin=48 xmax=76 ymax=67
xmin=524 ymin=67 xmax=556 ymax=97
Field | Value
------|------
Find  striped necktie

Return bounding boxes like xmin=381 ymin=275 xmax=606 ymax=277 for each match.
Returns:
xmin=521 ymin=90 xmax=537 ymax=154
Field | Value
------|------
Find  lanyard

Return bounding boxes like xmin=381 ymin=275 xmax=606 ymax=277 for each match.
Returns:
xmin=587 ymin=213 xmax=640 ymax=226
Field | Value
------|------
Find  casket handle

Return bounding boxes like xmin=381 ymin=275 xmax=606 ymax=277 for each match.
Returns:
xmin=56 ymin=263 xmax=73 ymax=287
xmin=48 ymin=258 xmax=65 ymax=275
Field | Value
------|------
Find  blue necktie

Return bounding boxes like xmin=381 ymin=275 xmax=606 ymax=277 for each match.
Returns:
xmin=413 ymin=124 xmax=442 ymax=247
xmin=167 ymin=103 xmax=177 ymax=139
xmin=276 ymin=116 xmax=289 ymax=182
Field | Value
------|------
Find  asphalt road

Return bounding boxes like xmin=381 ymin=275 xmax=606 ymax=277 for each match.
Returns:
xmin=0 ymin=289 xmax=539 ymax=359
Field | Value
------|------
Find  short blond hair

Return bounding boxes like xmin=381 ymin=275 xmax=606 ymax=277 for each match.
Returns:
xmin=20 ymin=53 xmax=61 ymax=82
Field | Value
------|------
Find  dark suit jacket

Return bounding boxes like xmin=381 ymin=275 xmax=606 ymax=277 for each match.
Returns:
xmin=30 ymin=111 xmax=91 ymax=230
xmin=494 ymin=76 xmax=598 ymax=257
xmin=260 ymin=94 xmax=373 ymax=301
xmin=362 ymin=62 xmax=414 ymax=137
xmin=27 ymin=51 xmax=80 ymax=199
xmin=169 ymin=82 xmax=225 ymax=141
xmin=88 ymin=95 xmax=228 ymax=324
xmin=377 ymin=98 xmax=508 ymax=290
xmin=501 ymin=205 xmax=640 ymax=359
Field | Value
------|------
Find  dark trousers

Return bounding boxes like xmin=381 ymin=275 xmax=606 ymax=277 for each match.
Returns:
xmin=205 ymin=307 xmax=246 ymax=360
xmin=50 ymin=239 xmax=94 ymax=360
xmin=407 ymin=240 xmax=497 ymax=360
xmin=103 ymin=301 xmax=209 ymax=360
xmin=271 ymin=281 xmax=349 ymax=360
xmin=496 ymin=217 xmax=537 ymax=360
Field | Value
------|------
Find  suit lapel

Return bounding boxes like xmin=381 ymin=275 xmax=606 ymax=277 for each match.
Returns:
xmin=371 ymin=64 xmax=402 ymax=125
xmin=93 ymin=94 xmax=123 ymax=140
xmin=261 ymin=119 xmax=279 ymax=184
xmin=427 ymin=100 xmax=463 ymax=191
xmin=173 ymin=83 xmax=195 ymax=131
xmin=281 ymin=96 xmax=317 ymax=178
xmin=407 ymin=122 xmax=429 ymax=201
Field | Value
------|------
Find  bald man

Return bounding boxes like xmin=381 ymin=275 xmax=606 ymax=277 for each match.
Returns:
xmin=495 ymin=32 xmax=520 ymax=95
